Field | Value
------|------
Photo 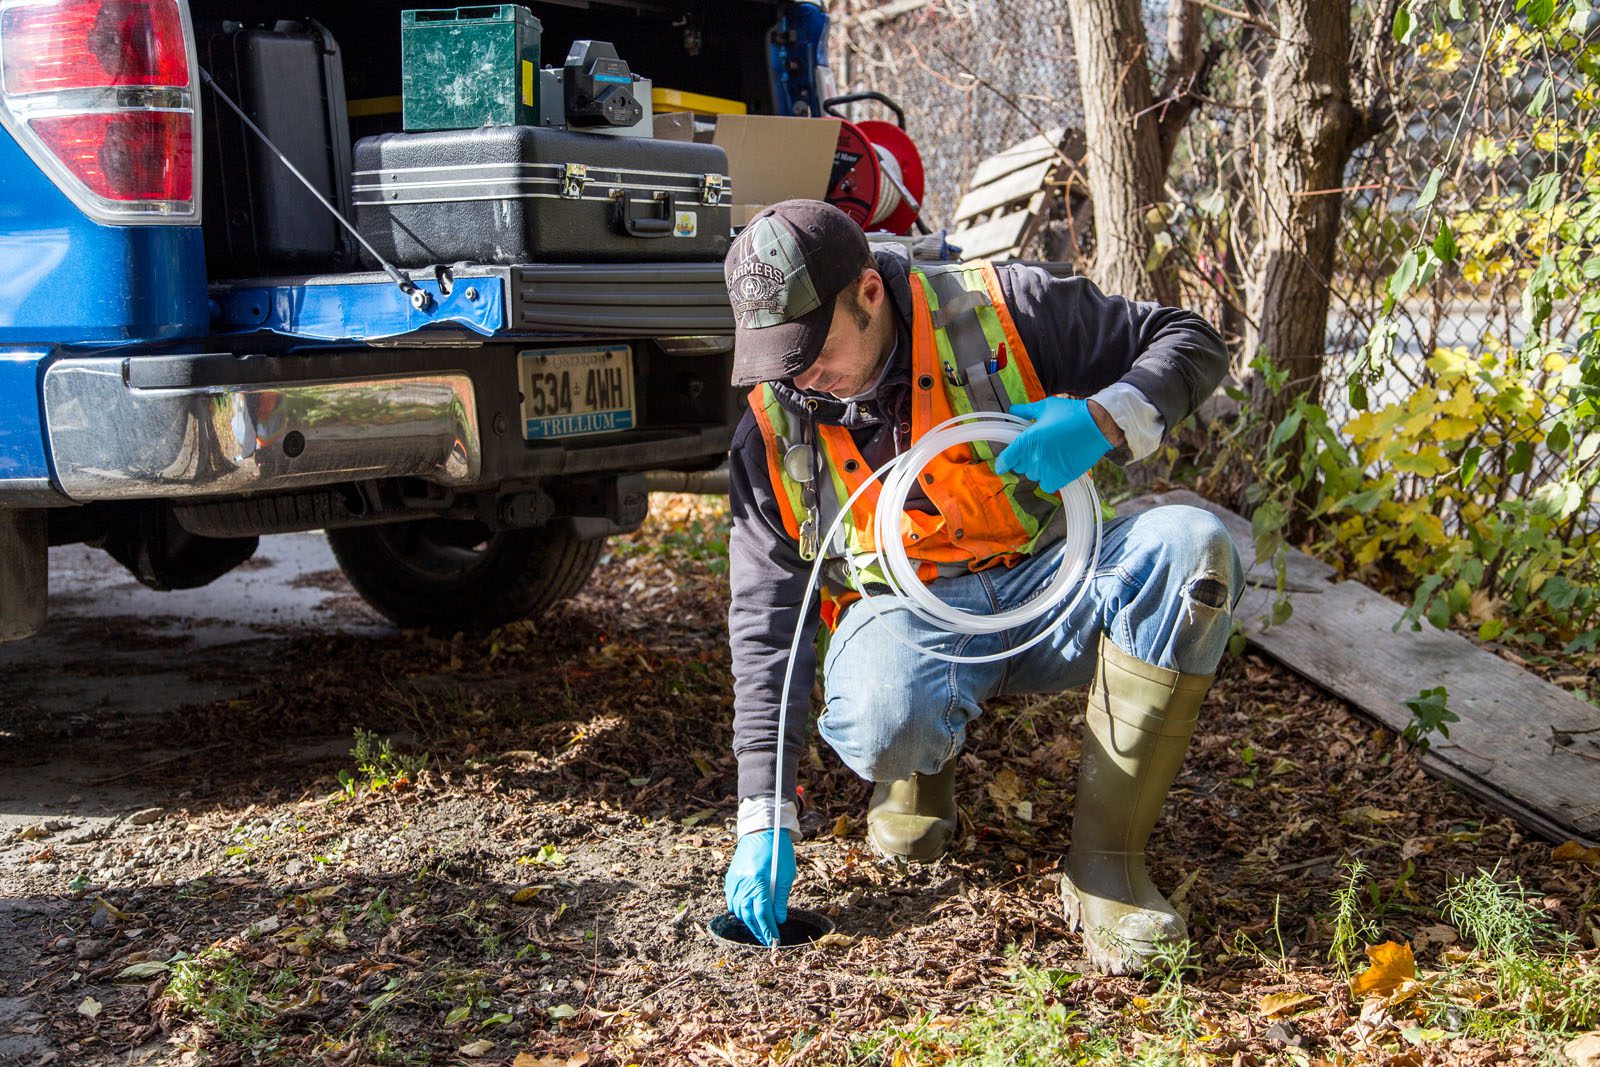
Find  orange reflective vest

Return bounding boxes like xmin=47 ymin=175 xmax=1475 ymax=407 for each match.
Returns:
xmin=749 ymin=260 xmax=1065 ymax=629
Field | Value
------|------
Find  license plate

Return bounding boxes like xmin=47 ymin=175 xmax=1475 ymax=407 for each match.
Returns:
xmin=518 ymin=345 xmax=635 ymax=440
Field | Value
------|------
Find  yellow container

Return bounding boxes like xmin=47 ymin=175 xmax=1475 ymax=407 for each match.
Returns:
xmin=651 ymin=87 xmax=746 ymax=116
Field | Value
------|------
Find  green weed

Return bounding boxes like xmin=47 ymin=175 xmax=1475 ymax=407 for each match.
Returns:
xmin=842 ymin=957 xmax=1116 ymax=1065
xmin=1433 ymin=868 xmax=1600 ymax=1036
xmin=1401 ymin=685 xmax=1459 ymax=753
xmin=1327 ymin=859 xmax=1381 ymax=980
xmin=166 ymin=949 xmax=298 ymax=1048
xmin=337 ymin=728 xmax=428 ymax=799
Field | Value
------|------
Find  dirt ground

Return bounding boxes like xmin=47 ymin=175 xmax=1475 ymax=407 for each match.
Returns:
xmin=0 ymin=495 xmax=1595 ymax=1066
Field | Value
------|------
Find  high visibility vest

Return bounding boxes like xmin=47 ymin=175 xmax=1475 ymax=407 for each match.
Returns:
xmin=748 ymin=260 xmax=1064 ymax=629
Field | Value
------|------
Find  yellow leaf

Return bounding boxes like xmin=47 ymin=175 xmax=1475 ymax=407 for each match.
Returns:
xmin=1552 ymin=840 xmax=1600 ymax=866
xmin=511 ymin=885 xmax=546 ymax=904
xmin=1431 ymin=416 xmax=1477 ymax=442
xmin=831 ymin=814 xmax=852 ymax=837
xmin=1340 ymin=806 xmax=1405 ymax=826
xmin=1257 ymin=991 xmax=1317 ymax=1017
xmin=94 ymin=895 xmax=132 ymax=922
xmin=1350 ymin=941 xmax=1416 ymax=998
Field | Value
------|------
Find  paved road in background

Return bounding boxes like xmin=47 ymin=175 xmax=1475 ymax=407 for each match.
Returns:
xmin=0 ymin=534 xmax=386 ymax=838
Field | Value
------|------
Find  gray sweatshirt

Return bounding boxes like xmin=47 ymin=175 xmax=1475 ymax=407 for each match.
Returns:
xmin=726 ymin=249 xmax=1228 ymax=827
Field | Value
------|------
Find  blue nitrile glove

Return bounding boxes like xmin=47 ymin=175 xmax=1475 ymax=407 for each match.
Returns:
xmin=724 ymin=829 xmax=796 ymax=946
xmin=994 ymin=397 xmax=1114 ymax=493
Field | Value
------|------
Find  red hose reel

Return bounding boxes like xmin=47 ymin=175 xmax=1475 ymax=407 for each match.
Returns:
xmin=821 ymin=92 xmax=926 ymax=236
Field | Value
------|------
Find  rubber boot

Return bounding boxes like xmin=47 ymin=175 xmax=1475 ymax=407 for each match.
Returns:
xmin=1063 ymin=635 xmax=1212 ymax=976
xmin=866 ymin=759 xmax=958 ymax=863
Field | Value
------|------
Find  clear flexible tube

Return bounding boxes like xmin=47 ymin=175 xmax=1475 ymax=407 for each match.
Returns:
xmin=765 ymin=411 xmax=1104 ymax=922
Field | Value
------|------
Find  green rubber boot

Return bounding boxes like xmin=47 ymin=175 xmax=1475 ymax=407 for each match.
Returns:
xmin=1063 ymin=635 xmax=1212 ymax=976
xmin=866 ymin=759 xmax=958 ymax=863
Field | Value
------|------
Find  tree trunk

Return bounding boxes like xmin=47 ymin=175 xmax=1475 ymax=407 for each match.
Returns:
xmin=1243 ymin=0 xmax=1356 ymax=431
xmin=1065 ymin=0 xmax=1176 ymax=304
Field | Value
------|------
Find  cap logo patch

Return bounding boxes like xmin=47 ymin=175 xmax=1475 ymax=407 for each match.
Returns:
xmin=729 ymin=257 xmax=787 ymax=321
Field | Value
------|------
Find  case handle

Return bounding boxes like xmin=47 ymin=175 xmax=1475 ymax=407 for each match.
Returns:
xmin=614 ymin=191 xmax=676 ymax=238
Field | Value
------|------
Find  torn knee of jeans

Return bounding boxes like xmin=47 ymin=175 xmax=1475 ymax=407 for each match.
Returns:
xmin=1186 ymin=574 xmax=1231 ymax=611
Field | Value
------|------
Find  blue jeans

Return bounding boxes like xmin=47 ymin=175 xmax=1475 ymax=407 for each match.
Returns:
xmin=818 ymin=504 xmax=1244 ymax=783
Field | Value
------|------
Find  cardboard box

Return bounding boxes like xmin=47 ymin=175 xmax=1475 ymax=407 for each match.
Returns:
xmin=710 ymin=115 xmax=842 ymax=226
xmin=652 ymin=111 xmax=697 ymax=142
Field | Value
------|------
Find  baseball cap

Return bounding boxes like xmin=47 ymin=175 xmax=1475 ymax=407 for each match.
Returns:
xmin=724 ymin=199 xmax=871 ymax=387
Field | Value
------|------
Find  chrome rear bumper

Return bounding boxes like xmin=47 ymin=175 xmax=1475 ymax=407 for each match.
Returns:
xmin=42 ymin=357 xmax=480 ymax=502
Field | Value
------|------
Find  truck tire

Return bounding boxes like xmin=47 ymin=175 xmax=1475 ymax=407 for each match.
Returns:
xmin=326 ymin=520 xmax=604 ymax=629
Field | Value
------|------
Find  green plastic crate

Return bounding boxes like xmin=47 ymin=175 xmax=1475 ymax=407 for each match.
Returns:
xmin=401 ymin=5 xmax=541 ymax=131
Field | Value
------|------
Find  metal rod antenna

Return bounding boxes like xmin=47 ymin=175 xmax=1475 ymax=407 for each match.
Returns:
xmin=198 ymin=67 xmax=433 ymax=310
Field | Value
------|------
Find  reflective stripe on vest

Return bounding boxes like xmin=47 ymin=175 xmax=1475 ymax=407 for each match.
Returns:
xmin=747 ymin=261 xmax=1062 ymax=623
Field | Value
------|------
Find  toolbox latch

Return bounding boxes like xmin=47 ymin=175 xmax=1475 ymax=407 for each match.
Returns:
xmin=700 ymin=173 xmax=724 ymax=206
xmin=561 ymin=163 xmax=588 ymax=199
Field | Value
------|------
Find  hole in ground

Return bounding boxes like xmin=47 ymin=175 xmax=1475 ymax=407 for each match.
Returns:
xmin=706 ymin=908 xmax=834 ymax=949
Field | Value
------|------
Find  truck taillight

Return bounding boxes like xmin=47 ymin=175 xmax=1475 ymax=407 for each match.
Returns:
xmin=0 ymin=0 xmax=199 ymax=223
xmin=1 ymin=0 xmax=188 ymax=94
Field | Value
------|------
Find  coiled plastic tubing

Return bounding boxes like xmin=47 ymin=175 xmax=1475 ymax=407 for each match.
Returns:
xmin=765 ymin=411 xmax=1104 ymax=904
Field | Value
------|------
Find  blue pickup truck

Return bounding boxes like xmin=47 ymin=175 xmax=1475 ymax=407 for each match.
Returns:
xmin=0 ymin=0 xmax=828 ymax=640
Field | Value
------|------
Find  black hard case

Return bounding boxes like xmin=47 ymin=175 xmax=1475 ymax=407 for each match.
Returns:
xmin=200 ymin=20 xmax=354 ymax=278
xmin=351 ymin=126 xmax=732 ymax=268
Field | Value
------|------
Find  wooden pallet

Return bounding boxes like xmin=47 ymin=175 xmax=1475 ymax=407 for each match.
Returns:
xmin=948 ymin=128 xmax=1083 ymax=261
xmin=1124 ymin=489 xmax=1600 ymax=847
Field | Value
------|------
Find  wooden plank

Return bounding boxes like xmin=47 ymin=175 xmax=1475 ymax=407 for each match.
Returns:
xmin=1124 ymin=490 xmax=1600 ymax=846
xmin=1237 ymin=580 xmax=1600 ymax=845
xmin=952 ymin=159 xmax=1057 ymax=227
xmin=968 ymin=128 xmax=1066 ymax=189
xmin=949 ymin=203 xmax=1036 ymax=260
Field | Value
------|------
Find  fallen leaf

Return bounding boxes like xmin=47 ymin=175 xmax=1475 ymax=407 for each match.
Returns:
xmin=1553 ymin=840 xmax=1600 ymax=866
xmin=296 ymin=885 xmax=343 ymax=904
xmin=1257 ymin=991 xmax=1317 ymax=1017
xmin=680 ymin=808 xmax=718 ymax=827
xmin=545 ymin=1003 xmax=579 ymax=1020
xmin=1014 ymin=800 xmax=1033 ymax=822
xmin=987 ymin=768 xmax=1025 ymax=809
xmin=1350 ymin=941 xmax=1416 ymax=998
xmin=1412 ymin=923 xmax=1458 ymax=953
xmin=93 ymin=895 xmax=131 ymax=922
xmin=831 ymin=814 xmax=852 ymax=837
xmin=812 ymin=932 xmax=856 ymax=948
xmin=1339 ymin=806 xmax=1405 ymax=826
xmin=459 ymin=1039 xmax=494 ymax=1057
xmin=511 ymin=885 xmax=547 ymax=904
xmin=116 ymin=960 xmax=171 ymax=981
xmin=1399 ymin=1026 xmax=1450 ymax=1044
xmin=76 ymin=996 xmax=102 ymax=1019
xmin=1566 ymin=1032 xmax=1600 ymax=1067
